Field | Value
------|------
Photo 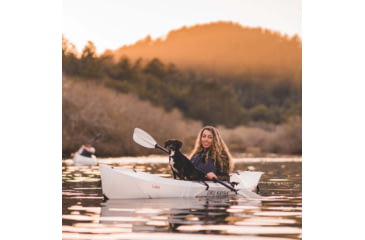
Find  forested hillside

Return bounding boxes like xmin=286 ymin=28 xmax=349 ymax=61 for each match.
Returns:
xmin=62 ymin=76 xmax=301 ymax=157
xmin=62 ymin=28 xmax=301 ymax=127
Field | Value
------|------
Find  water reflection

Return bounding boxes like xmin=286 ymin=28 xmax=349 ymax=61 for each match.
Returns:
xmin=99 ymin=197 xmax=262 ymax=233
xmin=62 ymin=157 xmax=301 ymax=239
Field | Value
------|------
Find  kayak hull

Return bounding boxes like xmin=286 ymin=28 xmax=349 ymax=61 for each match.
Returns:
xmin=73 ymin=154 xmax=97 ymax=166
xmin=100 ymin=164 xmax=262 ymax=199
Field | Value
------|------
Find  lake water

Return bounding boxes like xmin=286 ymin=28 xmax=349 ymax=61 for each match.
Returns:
xmin=62 ymin=156 xmax=302 ymax=240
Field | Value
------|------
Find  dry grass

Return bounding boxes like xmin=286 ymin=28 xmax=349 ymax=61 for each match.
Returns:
xmin=218 ymin=115 xmax=301 ymax=155
xmin=62 ymin=77 xmax=202 ymax=157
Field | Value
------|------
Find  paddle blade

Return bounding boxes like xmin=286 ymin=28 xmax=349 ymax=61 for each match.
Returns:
xmin=85 ymin=133 xmax=104 ymax=144
xmin=133 ymin=128 xmax=157 ymax=149
xmin=237 ymin=189 xmax=262 ymax=199
xmin=95 ymin=133 xmax=103 ymax=140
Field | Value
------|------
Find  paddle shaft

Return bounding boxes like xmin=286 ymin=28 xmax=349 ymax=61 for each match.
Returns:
xmin=155 ymin=143 xmax=169 ymax=154
xmin=86 ymin=133 xmax=103 ymax=145
xmin=213 ymin=178 xmax=237 ymax=193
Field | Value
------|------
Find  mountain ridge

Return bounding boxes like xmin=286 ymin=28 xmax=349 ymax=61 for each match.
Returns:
xmin=111 ymin=21 xmax=301 ymax=80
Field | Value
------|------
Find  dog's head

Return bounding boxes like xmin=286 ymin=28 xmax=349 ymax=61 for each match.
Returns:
xmin=164 ymin=139 xmax=183 ymax=155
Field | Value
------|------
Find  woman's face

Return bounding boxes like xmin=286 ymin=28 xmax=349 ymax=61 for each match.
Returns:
xmin=201 ymin=129 xmax=213 ymax=149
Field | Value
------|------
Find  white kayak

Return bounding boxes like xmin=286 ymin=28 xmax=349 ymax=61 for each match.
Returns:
xmin=73 ymin=153 xmax=98 ymax=166
xmin=100 ymin=164 xmax=263 ymax=199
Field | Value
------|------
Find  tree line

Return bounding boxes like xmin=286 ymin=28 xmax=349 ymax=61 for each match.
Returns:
xmin=62 ymin=36 xmax=301 ymax=128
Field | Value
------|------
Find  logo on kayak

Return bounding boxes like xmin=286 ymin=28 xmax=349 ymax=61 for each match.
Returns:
xmin=152 ymin=184 xmax=160 ymax=189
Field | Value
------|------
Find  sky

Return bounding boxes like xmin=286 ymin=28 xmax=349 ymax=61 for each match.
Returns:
xmin=63 ymin=0 xmax=301 ymax=53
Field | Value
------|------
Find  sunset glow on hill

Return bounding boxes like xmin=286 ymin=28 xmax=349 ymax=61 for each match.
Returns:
xmin=113 ymin=21 xmax=301 ymax=80
xmin=63 ymin=0 xmax=301 ymax=53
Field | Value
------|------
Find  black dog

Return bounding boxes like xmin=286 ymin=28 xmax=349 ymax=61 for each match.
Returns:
xmin=164 ymin=139 xmax=206 ymax=181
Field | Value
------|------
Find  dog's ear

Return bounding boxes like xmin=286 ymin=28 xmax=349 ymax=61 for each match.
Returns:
xmin=176 ymin=140 xmax=183 ymax=149
xmin=164 ymin=140 xmax=171 ymax=148
xmin=164 ymin=139 xmax=176 ymax=148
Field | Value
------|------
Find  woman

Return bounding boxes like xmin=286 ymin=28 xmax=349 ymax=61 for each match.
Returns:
xmin=189 ymin=126 xmax=234 ymax=181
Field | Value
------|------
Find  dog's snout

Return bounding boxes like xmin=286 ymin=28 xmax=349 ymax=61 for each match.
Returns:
xmin=164 ymin=140 xmax=171 ymax=148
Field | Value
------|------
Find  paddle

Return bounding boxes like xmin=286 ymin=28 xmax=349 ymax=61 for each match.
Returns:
xmin=133 ymin=128 xmax=169 ymax=153
xmin=237 ymin=189 xmax=262 ymax=199
xmin=133 ymin=128 xmax=239 ymax=194
xmin=86 ymin=133 xmax=104 ymax=144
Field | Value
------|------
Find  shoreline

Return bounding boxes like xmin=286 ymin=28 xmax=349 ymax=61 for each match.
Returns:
xmin=63 ymin=155 xmax=302 ymax=165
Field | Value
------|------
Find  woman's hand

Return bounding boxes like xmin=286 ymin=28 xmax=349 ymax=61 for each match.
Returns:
xmin=205 ymin=172 xmax=217 ymax=180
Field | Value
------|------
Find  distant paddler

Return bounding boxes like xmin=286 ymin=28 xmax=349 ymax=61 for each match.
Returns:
xmin=71 ymin=133 xmax=103 ymax=166
xmin=72 ymin=143 xmax=96 ymax=158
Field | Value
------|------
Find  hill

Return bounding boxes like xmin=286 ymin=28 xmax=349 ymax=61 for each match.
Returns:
xmin=63 ymin=31 xmax=301 ymax=127
xmin=113 ymin=21 xmax=301 ymax=81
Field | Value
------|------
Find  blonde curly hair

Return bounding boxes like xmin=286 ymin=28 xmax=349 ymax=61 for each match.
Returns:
xmin=189 ymin=126 xmax=234 ymax=174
